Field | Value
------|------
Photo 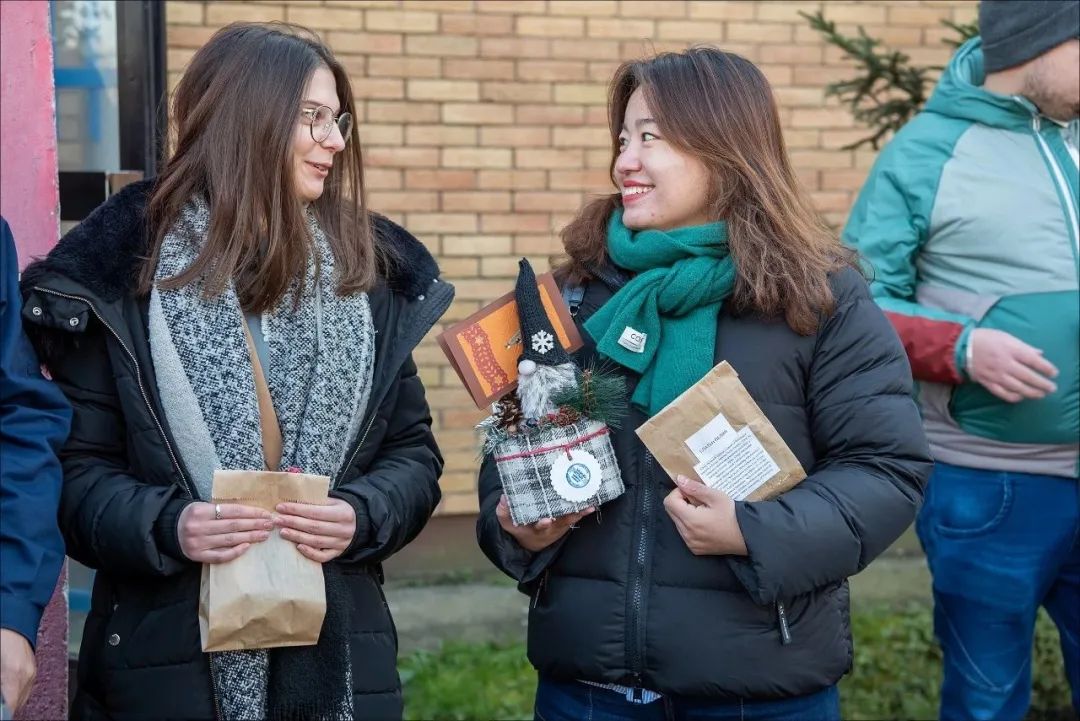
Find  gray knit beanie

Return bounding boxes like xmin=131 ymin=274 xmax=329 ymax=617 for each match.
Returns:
xmin=979 ymin=0 xmax=1080 ymax=72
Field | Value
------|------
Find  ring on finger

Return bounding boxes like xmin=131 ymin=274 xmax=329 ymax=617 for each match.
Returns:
xmin=214 ymin=503 xmax=222 ymax=521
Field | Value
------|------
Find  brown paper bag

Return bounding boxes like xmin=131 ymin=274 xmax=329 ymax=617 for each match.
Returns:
xmin=636 ymin=361 xmax=806 ymax=501
xmin=199 ymin=470 xmax=330 ymax=652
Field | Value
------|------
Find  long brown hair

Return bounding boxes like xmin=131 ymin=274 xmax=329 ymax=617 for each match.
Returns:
xmin=561 ymin=48 xmax=856 ymax=335
xmin=139 ymin=22 xmax=378 ymax=312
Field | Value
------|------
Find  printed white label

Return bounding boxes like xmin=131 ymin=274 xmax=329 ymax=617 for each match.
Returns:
xmin=617 ymin=326 xmax=647 ymax=353
xmin=550 ymin=449 xmax=603 ymax=502
xmin=684 ymin=412 xmax=737 ymax=462
xmin=692 ymin=426 xmax=781 ymax=501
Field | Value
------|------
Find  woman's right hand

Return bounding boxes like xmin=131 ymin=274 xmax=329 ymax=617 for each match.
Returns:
xmin=495 ymin=494 xmax=594 ymax=553
xmin=177 ymin=502 xmax=274 ymax=563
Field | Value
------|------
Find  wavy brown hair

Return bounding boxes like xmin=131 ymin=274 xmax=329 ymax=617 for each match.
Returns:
xmin=560 ymin=47 xmax=856 ymax=335
xmin=139 ymin=22 xmax=379 ymax=312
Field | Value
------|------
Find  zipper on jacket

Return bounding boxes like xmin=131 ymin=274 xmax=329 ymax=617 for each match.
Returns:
xmin=333 ymin=412 xmax=379 ymax=490
xmin=31 ymin=287 xmax=198 ymax=501
xmin=531 ymin=569 xmax=549 ymax=609
xmin=776 ymin=601 xmax=792 ymax=646
xmin=1029 ymin=114 xmax=1080 ymax=262
xmin=626 ymin=450 xmax=656 ymax=682
xmin=32 ymin=287 xmax=223 ymax=717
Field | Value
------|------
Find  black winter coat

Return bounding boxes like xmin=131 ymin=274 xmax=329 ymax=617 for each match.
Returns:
xmin=477 ymin=262 xmax=932 ymax=699
xmin=20 ymin=183 xmax=454 ymax=721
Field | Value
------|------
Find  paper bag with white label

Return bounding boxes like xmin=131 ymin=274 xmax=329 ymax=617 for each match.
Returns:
xmin=635 ymin=361 xmax=805 ymax=501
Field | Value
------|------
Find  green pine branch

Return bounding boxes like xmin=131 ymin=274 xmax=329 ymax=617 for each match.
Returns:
xmin=800 ymin=10 xmax=978 ymax=150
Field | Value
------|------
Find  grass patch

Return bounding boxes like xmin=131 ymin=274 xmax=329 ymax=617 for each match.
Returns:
xmin=401 ymin=603 xmax=1073 ymax=720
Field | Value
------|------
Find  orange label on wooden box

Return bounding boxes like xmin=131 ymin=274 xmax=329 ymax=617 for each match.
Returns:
xmin=437 ymin=272 xmax=583 ymax=408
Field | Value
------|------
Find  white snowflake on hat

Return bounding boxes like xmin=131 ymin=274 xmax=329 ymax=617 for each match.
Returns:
xmin=531 ymin=330 xmax=555 ymax=355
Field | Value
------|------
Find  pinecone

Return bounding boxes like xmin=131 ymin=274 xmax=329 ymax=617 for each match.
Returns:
xmin=551 ymin=406 xmax=582 ymax=427
xmin=495 ymin=394 xmax=525 ymax=431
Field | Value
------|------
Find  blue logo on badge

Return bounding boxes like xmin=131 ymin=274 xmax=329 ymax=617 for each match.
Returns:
xmin=566 ymin=463 xmax=591 ymax=489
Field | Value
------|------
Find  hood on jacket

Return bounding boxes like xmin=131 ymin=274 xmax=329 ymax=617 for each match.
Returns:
xmin=924 ymin=37 xmax=1039 ymax=131
xmin=21 ymin=179 xmax=442 ymax=304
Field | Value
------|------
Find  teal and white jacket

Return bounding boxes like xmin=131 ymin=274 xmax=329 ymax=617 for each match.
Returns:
xmin=843 ymin=38 xmax=1079 ymax=479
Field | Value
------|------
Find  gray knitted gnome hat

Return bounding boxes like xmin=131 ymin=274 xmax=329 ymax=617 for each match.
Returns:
xmin=516 ymin=258 xmax=573 ymax=366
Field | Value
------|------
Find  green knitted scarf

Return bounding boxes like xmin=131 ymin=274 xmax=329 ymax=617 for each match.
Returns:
xmin=583 ymin=209 xmax=735 ymax=416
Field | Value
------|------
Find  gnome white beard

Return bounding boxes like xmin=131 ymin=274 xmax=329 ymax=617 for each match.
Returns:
xmin=518 ymin=361 xmax=578 ymax=420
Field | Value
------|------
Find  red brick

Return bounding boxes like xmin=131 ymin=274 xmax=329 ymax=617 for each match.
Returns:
xmin=442 ymin=102 xmax=515 ymax=124
xmin=688 ymin=1 xmax=755 ymax=20
xmin=481 ymin=82 xmax=553 ymax=103
xmin=366 ymin=101 xmax=440 ymax=123
xmin=407 ymin=79 xmax=480 ymax=101
xmin=727 ymin=22 xmax=793 ymax=43
xmin=366 ymin=55 xmax=442 ymax=78
xmin=364 ymin=168 xmax=402 ymax=190
xmin=369 ymin=191 xmax=438 ymax=212
xmin=327 ymin=31 xmax=403 ymax=55
xmin=514 ymin=191 xmax=585 ymax=212
xmin=517 ymin=16 xmax=585 ymax=37
xmin=480 ymin=37 xmax=551 ymax=59
xmin=477 ymin=170 xmax=547 ymax=190
xmin=366 ymin=146 xmax=440 ymax=167
xmin=656 ymin=20 xmax=724 ymax=41
xmin=442 ymin=191 xmax=512 ymax=212
xmin=444 ymin=58 xmax=516 ymax=81
xmin=480 ymin=126 xmax=552 ymax=147
xmin=517 ymin=60 xmax=589 ymax=82
xmin=482 ymin=214 xmax=551 ymax=233
xmin=407 ymin=213 xmax=479 ymax=234
xmin=405 ymin=169 xmax=478 ymax=190
xmin=515 ymin=104 xmax=585 ymax=125
xmin=286 ymin=5 xmax=364 ymax=29
xmin=442 ymin=235 xmax=513 ymax=255
xmin=406 ymin=125 xmax=477 ymax=146
xmin=442 ymin=147 xmax=513 ymax=168
xmin=550 ymin=38 xmax=621 ymax=60
xmin=548 ymin=0 xmax=619 ymax=15
xmin=405 ymin=35 xmax=478 ymax=57
xmin=365 ymin=9 xmax=439 ymax=33
xmin=552 ymin=126 xmax=610 ymax=148
xmin=515 ymin=148 xmax=584 ymax=169
xmin=441 ymin=13 xmax=515 ymax=36
xmin=587 ymin=18 xmax=655 ymax=39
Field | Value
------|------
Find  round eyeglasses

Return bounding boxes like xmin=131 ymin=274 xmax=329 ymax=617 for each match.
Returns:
xmin=302 ymin=105 xmax=353 ymax=145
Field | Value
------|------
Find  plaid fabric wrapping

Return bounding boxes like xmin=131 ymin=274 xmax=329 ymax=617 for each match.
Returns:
xmin=494 ymin=419 xmax=624 ymax=526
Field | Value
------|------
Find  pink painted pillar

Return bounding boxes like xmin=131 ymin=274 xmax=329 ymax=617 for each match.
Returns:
xmin=0 ymin=2 xmax=69 ymax=719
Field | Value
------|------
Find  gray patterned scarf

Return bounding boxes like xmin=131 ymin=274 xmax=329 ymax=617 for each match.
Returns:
xmin=148 ymin=197 xmax=375 ymax=720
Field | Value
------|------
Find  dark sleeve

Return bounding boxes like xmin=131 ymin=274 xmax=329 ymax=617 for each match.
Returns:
xmin=34 ymin=317 xmax=194 ymax=578
xmin=0 ymin=220 xmax=72 ymax=645
xmin=726 ymin=281 xmax=932 ymax=606
xmin=329 ymin=355 xmax=443 ymax=566
xmin=475 ymin=452 xmax=566 ymax=588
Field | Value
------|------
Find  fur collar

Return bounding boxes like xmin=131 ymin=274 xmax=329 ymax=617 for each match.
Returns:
xmin=21 ymin=180 xmax=441 ymax=302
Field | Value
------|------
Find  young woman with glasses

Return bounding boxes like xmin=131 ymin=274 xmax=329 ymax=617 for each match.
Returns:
xmin=20 ymin=23 xmax=452 ymax=720
xmin=477 ymin=48 xmax=932 ymax=721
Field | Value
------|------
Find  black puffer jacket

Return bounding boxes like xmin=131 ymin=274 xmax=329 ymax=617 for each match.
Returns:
xmin=477 ymin=262 xmax=932 ymax=698
xmin=20 ymin=182 xmax=454 ymax=721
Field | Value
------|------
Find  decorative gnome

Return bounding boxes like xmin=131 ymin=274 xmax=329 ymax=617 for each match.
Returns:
xmin=478 ymin=259 xmax=627 ymax=526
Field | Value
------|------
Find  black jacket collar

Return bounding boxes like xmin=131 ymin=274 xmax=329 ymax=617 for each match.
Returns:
xmin=21 ymin=179 xmax=442 ymax=303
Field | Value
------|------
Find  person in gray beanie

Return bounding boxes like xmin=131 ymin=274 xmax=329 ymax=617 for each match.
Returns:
xmin=981 ymin=0 xmax=1080 ymax=119
xmin=845 ymin=1 xmax=1079 ymax=720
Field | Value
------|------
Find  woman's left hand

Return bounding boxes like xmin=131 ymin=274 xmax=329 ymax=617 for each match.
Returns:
xmin=274 ymin=498 xmax=356 ymax=563
xmin=663 ymin=475 xmax=748 ymax=557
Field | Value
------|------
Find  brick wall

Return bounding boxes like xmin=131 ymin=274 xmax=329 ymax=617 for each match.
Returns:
xmin=166 ymin=0 xmax=976 ymax=514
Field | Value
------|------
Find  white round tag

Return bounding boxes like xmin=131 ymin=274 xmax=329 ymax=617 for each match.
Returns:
xmin=549 ymin=449 xmax=603 ymax=503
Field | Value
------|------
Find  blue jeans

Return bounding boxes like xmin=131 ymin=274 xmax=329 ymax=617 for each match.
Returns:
xmin=916 ymin=461 xmax=1080 ymax=721
xmin=533 ymin=678 xmax=840 ymax=721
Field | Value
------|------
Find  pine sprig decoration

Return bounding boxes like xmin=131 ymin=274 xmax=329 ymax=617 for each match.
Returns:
xmin=550 ymin=361 xmax=628 ymax=429
xmin=800 ymin=11 xmax=978 ymax=151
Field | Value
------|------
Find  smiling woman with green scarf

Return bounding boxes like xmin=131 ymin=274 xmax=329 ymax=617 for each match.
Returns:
xmin=476 ymin=47 xmax=932 ymax=721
